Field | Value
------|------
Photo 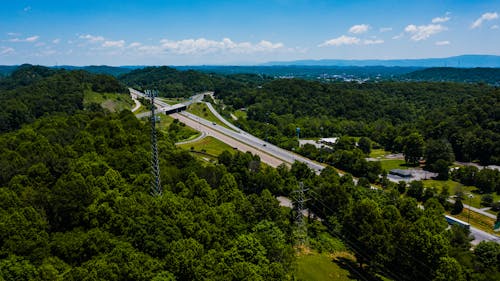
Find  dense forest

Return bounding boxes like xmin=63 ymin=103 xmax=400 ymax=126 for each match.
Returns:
xmin=403 ymin=67 xmax=500 ymax=85
xmin=0 ymin=64 xmax=127 ymax=133
xmin=1 ymin=65 xmax=500 ymax=280
xmin=213 ymin=78 xmax=500 ymax=166
xmin=119 ymin=66 xmax=216 ymax=97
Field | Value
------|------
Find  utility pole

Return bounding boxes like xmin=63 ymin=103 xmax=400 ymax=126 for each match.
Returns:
xmin=147 ymin=90 xmax=162 ymax=196
xmin=292 ymin=182 xmax=309 ymax=248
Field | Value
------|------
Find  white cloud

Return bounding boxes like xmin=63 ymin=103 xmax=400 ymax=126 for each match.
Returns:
xmin=8 ymin=35 xmax=39 ymax=42
xmin=404 ymin=24 xmax=447 ymax=41
xmin=0 ymin=47 xmax=15 ymax=55
xmin=379 ymin=27 xmax=392 ymax=32
xmin=349 ymin=24 xmax=370 ymax=34
xmin=364 ymin=39 xmax=384 ymax=45
xmin=319 ymin=35 xmax=360 ymax=47
xmin=157 ymin=37 xmax=284 ymax=54
xmin=392 ymin=33 xmax=404 ymax=40
xmin=102 ymin=40 xmax=125 ymax=48
xmin=471 ymin=12 xmax=498 ymax=29
xmin=435 ymin=40 xmax=450 ymax=46
xmin=79 ymin=34 xmax=105 ymax=43
xmin=128 ymin=42 xmax=142 ymax=48
xmin=7 ymin=32 xmax=20 ymax=36
xmin=491 ymin=25 xmax=499 ymax=29
xmin=52 ymin=38 xmax=61 ymax=44
xmin=432 ymin=16 xmax=450 ymax=23
xmin=25 ymin=36 xmax=39 ymax=42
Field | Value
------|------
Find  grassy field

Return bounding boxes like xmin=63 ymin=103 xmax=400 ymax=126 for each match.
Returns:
xmin=379 ymin=159 xmax=408 ymax=172
xmin=422 ymin=179 xmax=464 ymax=193
xmin=83 ymin=90 xmax=133 ymax=112
xmin=177 ymin=136 xmax=235 ymax=157
xmin=423 ymin=179 xmax=500 ymax=209
xmin=295 ymin=251 xmax=355 ymax=281
xmin=187 ymin=103 xmax=231 ymax=129
xmin=369 ymin=149 xmax=390 ymax=158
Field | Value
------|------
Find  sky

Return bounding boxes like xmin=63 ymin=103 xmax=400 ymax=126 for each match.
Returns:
xmin=1 ymin=0 xmax=499 ymax=66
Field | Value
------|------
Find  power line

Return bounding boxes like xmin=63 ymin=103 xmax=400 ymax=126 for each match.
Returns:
xmin=147 ymin=89 xmax=162 ymax=197
xmin=307 ymin=189 xmax=435 ymax=281
xmin=291 ymin=182 xmax=309 ymax=248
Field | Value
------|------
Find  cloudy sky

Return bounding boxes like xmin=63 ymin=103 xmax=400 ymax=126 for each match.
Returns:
xmin=1 ymin=0 xmax=499 ymax=65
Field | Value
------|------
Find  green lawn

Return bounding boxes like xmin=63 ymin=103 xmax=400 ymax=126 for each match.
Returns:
xmin=187 ymin=103 xmax=231 ymax=129
xmin=422 ymin=179 xmax=464 ymax=193
xmin=295 ymin=251 xmax=354 ymax=281
xmin=379 ymin=159 xmax=408 ymax=172
xmin=369 ymin=149 xmax=390 ymax=158
xmin=83 ymin=90 xmax=133 ymax=112
xmin=177 ymin=136 xmax=235 ymax=157
xmin=423 ymin=179 xmax=500 ymax=209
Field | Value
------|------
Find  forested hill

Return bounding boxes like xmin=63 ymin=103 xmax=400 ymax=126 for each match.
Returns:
xmin=0 ymin=64 xmax=127 ymax=132
xmin=403 ymin=67 xmax=500 ymax=85
xmin=118 ymin=66 xmax=215 ymax=97
xmin=217 ymin=79 xmax=500 ymax=165
xmin=2 ymin=64 xmax=500 ymax=280
xmin=55 ymin=65 xmax=136 ymax=77
xmin=0 ymin=66 xmax=297 ymax=280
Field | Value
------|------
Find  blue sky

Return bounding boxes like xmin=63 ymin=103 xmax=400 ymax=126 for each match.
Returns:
xmin=1 ymin=0 xmax=499 ymax=65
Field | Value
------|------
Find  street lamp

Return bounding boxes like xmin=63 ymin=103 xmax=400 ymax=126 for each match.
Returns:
xmin=468 ymin=194 xmax=474 ymax=224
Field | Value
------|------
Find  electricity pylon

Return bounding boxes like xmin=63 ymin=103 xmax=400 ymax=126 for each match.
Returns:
xmin=292 ymin=182 xmax=308 ymax=248
xmin=146 ymin=90 xmax=162 ymax=196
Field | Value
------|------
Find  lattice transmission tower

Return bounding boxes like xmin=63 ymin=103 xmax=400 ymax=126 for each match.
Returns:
xmin=292 ymin=182 xmax=309 ymax=248
xmin=146 ymin=90 xmax=162 ymax=196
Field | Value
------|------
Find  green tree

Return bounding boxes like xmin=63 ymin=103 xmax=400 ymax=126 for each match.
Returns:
xmin=407 ymin=181 xmax=424 ymax=201
xmin=451 ymin=199 xmax=464 ymax=215
xmin=425 ymin=139 xmax=455 ymax=167
xmin=403 ymin=132 xmax=424 ymax=165
xmin=474 ymin=241 xmax=500 ymax=270
xmin=358 ymin=137 xmax=371 ymax=154
xmin=433 ymin=257 xmax=466 ymax=281
xmin=432 ymin=159 xmax=450 ymax=180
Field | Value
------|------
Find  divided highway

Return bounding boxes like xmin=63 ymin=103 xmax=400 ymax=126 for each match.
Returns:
xmin=130 ymin=88 xmax=500 ymax=244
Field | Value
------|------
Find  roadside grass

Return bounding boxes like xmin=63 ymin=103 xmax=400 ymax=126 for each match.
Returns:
xmin=177 ymin=136 xmax=236 ymax=157
xmin=447 ymin=209 xmax=497 ymax=235
xmin=294 ymin=251 xmax=354 ymax=281
xmin=133 ymin=105 xmax=149 ymax=115
xmin=156 ymin=115 xmax=174 ymax=129
xmin=158 ymin=97 xmax=188 ymax=105
xmin=187 ymin=103 xmax=231 ymax=129
xmin=83 ymin=90 xmax=133 ymax=112
xmin=155 ymin=115 xmax=200 ymax=141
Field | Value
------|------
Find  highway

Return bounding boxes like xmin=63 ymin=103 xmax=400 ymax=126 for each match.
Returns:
xmin=178 ymin=110 xmax=325 ymax=172
xmin=130 ymin=88 xmax=325 ymax=172
xmin=130 ymin=88 xmax=500 ymax=244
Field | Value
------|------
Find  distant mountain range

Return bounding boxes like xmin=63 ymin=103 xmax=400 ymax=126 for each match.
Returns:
xmin=263 ymin=55 xmax=500 ymax=68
